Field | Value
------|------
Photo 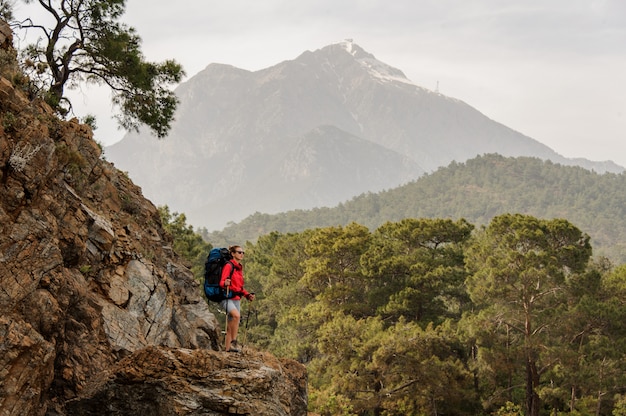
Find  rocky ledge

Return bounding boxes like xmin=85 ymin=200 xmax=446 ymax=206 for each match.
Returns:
xmin=66 ymin=346 xmax=308 ymax=416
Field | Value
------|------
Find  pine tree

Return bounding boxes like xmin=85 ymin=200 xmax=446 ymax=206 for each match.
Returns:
xmin=16 ymin=0 xmax=184 ymax=137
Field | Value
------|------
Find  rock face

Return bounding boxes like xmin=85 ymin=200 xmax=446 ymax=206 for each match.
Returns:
xmin=66 ymin=347 xmax=308 ymax=416
xmin=0 ymin=34 xmax=306 ymax=415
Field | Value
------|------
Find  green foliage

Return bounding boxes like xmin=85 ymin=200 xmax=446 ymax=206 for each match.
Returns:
xmin=240 ymin=219 xmax=481 ymax=415
xmin=2 ymin=111 xmax=18 ymax=133
xmin=16 ymin=0 xmax=184 ymax=137
xmin=158 ymin=205 xmax=210 ymax=279
xmin=0 ymin=2 xmax=13 ymax=20
xmin=208 ymin=154 xmax=626 ymax=264
xmin=237 ymin=214 xmax=626 ymax=415
xmin=363 ymin=218 xmax=474 ymax=324
xmin=0 ymin=33 xmax=24 ymax=90
xmin=494 ymin=401 xmax=524 ymax=416
xmin=302 ymin=223 xmax=372 ymax=316
xmin=308 ymin=390 xmax=357 ymax=416
xmin=465 ymin=214 xmax=593 ymax=415
xmin=162 ymin=206 xmax=626 ymax=415
xmin=82 ymin=114 xmax=97 ymax=131
xmin=613 ymin=394 xmax=626 ymax=416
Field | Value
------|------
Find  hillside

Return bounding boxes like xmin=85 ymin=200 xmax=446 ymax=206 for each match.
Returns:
xmin=207 ymin=154 xmax=626 ymax=264
xmin=0 ymin=28 xmax=306 ymax=415
xmin=106 ymin=40 xmax=623 ymax=231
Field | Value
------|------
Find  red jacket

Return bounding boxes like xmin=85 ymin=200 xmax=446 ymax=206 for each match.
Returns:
xmin=219 ymin=260 xmax=249 ymax=300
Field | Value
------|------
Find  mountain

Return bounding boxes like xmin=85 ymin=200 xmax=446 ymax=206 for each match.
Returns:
xmin=207 ymin=154 xmax=626 ymax=265
xmin=106 ymin=40 xmax=623 ymax=231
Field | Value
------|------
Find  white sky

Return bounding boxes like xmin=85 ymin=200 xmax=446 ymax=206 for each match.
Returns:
xmin=12 ymin=0 xmax=626 ymax=168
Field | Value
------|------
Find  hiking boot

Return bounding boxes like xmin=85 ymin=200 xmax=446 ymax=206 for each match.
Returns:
xmin=226 ymin=339 xmax=240 ymax=353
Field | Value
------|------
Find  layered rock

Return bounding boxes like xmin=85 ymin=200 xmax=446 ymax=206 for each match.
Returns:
xmin=66 ymin=347 xmax=308 ymax=416
xmin=0 ymin=31 xmax=306 ymax=416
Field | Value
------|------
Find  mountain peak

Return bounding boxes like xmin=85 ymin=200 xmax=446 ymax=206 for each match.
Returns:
xmin=325 ymin=39 xmax=413 ymax=85
xmin=337 ymin=38 xmax=372 ymax=59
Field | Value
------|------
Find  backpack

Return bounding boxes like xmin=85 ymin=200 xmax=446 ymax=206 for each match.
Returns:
xmin=203 ymin=247 xmax=236 ymax=302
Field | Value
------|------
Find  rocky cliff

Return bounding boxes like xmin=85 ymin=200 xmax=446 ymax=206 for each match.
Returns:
xmin=0 ymin=26 xmax=306 ymax=416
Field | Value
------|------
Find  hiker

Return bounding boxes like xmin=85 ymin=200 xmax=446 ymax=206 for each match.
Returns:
xmin=220 ymin=245 xmax=255 ymax=352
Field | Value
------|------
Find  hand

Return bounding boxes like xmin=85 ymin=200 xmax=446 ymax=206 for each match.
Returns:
xmin=224 ymin=278 xmax=231 ymax=287
xmin=246 ymin=293 xmax=255 ymax=301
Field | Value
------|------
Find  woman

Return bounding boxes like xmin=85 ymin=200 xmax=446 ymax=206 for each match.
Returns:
xmin=219 ymin=245 xmax=255 ymax=352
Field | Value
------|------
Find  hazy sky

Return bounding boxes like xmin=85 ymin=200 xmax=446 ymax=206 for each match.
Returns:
xmin=14 ymin=0 xmax=626 ymax=167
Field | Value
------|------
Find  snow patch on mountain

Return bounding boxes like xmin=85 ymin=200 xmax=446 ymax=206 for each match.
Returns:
xmin=339 ymin=38 xmax=414 ymax=86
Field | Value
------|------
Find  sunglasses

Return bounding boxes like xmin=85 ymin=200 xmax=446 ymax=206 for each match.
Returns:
xmin=235 ymin=250 xmax=245 ymax=254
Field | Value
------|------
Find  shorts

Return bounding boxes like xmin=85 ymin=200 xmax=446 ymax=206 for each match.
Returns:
xmin=220 ymin=298 xmax=241 ymax=321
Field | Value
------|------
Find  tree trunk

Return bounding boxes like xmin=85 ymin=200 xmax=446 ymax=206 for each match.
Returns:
xmin=525 ymin=354 xmax=541 ymax=416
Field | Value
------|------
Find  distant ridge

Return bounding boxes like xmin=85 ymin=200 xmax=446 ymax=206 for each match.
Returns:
xmin=106 ymin=40 xmax=623 ymax=231
xmin=207 ymin=154 xmax=626 ymax=264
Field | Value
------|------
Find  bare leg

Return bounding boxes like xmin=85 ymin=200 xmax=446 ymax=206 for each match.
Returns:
xmin=225 ymin=308 xmax=241 ymax=351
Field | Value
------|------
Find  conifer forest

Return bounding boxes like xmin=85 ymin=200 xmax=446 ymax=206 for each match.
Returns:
xmin=162 ymin=208 xmax=626 ymax=416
